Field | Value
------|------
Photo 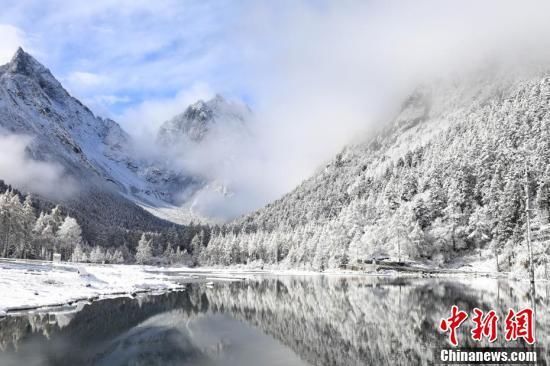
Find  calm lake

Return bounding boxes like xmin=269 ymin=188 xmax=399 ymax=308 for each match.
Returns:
xmin=0 ymin=275 xmax=547 ymax=366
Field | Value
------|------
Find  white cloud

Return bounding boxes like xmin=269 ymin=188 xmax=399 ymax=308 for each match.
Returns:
xmin=67 ymin=71 xmax=107 ymax=88
xmin=117 ymin=82 xmax=214 ymax=140
xmin=166 ymin=0 xmax=550 ymax=219
xmin=0 ymin=24 xmax=26 ymax=64
xmin=239 ymin=0 xmax=550 ymax=187
xmin=0 ymin=0 xmax=240 ymax=117
xmin=3 ymin=1 xmax=550 ymax=219
xmin=0 ymin=133 xmax=76 ymax=199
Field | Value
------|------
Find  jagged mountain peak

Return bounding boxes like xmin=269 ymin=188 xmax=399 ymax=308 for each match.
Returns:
xmin=7 ymin=47 xmax=44 ymax=74
xmin=1 ymin=47 xmax=67 ymax=102
xmin=158 ymin=94 xmax=251 ymax=144
xmin=5 ymin=48 xmax=55 ymax=82
xmin=189 ymin=93 xmax=227 ymax=107
xmin=189 ymin=93 xmax=221 ymax=107
xmin=185 ymin=94 xmax=248 ymax=121
xmin=0 ymin=48 xmax=209 ymax=227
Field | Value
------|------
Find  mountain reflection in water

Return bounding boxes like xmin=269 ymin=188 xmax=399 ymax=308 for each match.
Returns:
xmin=0 ymin=276 xmax=547 ymax=366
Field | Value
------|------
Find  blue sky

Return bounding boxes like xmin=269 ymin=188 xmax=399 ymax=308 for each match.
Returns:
xmin=0 ymin=0 xmax=260 ymax=132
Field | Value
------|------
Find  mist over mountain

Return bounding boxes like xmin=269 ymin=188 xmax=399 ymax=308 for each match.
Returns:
xmin=0 ymin=48 xmax=217 ymax=245
xmin=155 ymin=94 xmax=270 ymax=221
xmin=154 ymin=94 xmax=255 ymax=220
xmin=202 ymin=67 xmax=550 ymax=274
xmin=158 ymin=94 xmax=250 ymax=144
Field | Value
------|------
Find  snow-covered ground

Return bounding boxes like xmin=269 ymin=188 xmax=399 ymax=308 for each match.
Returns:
xmin=0 ymin=259 xmax=244 ymax=315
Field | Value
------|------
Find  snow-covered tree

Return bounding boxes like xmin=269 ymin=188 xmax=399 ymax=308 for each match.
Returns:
xmin=135 ymin=234 xmax=153 ymax=265
xmin=56 ymin=216 xmax=82 ymax=260
xmin=71 ymin=242 xmax=88 ymax=263
xmin=19 ymin=195 xmax=36 ymax=258
xmin=89 ymin=246 xmax=106 ymax=264
xmin=190 ymin=234 xmax=202 ymax=265
xmin=110 ymin=249 xmax=125 ymax=264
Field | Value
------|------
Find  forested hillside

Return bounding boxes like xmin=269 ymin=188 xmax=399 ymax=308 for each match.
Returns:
xmin=0 ymin=180 xmax=211 ymax=264
xmin=201 ymin=71 xmax=550 ymax=274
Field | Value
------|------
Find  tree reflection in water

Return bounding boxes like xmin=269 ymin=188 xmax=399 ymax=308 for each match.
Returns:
xmin=0 ymin=276 xmax=547 ymax=366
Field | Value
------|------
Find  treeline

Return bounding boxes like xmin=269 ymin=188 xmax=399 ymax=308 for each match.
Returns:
xmin=0 ymin=181 xmax=212 ymax=264
xmin=0 ymin=188 xmax=83 ymax=261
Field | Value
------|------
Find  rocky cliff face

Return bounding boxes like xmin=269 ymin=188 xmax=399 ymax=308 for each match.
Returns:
xmin=0 ymin=48 xmax=208 ymax=242
xmin=0 ymin=48 xmax=195 ymax=201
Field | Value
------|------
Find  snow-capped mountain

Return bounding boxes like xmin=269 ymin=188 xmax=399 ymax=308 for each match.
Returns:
xmin=0 ymin=48 xmax=194 ymax=200
xmin=157 ymin=94 xmax=251 ymax=145
xmin=0 ymin=48 xmax=212 ymax=241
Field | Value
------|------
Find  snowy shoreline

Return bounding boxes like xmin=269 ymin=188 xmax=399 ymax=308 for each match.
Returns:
xmin=0 ymin=259 xmax=246 ymax=316
xmin=1 ymin=259 xmax=545 ymax=316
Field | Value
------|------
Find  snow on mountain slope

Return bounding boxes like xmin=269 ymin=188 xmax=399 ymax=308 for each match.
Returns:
xmin=0 ymin=48 xmax=174 ymax=196
xmin=240 ymin=69 xmax=547 ymax=231
xmin=199 ymin=68 xmax=550 ymax=273
xmin=0 ymin=48 xmax=209 ymax=230
xmin=157 ymin=94 xmax=251 ymax=145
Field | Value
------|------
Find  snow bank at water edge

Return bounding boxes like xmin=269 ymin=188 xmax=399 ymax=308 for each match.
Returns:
xmin=0 ymin=259 xmax=241 ymax=314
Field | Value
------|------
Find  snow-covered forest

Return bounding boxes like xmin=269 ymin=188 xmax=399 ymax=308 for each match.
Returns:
xmin=0 ymin=187 xmax=125 ymax=264
xmin=200 ymin=73 xmax=550 ymax=275
xmin=0 ymin=183 xmax=209 ymax=265
xmin=0 ymin=189 xmax=83 ymax=262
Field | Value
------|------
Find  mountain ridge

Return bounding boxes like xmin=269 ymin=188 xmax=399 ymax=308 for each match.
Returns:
xmin=0 ymin=48 xmax=213 ymax=245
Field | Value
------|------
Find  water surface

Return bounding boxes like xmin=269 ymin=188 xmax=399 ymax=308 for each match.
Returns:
xmin=0 ymin=275 xmax=547 ymax=365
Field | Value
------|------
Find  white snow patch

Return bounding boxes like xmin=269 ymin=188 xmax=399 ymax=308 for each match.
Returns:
xmin=0 ymin=259 xmax=234 ymax=313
